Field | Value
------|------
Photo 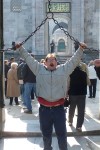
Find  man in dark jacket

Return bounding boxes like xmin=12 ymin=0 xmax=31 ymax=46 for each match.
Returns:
xmin=22 ymin=63 xmax=36 ymax=113
xmin=68 ymin=65 xmax=87 ymax=132
xmin=17 ymin=59 xmax=25 ymax=106
xmin=94 ymin=59 xmax=100 ymax=80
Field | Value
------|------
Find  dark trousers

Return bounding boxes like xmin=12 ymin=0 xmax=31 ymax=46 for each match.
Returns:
xmin=10 ymin=97 xmax=19 ymax=105
xmin=39 ymin=105 xmax=68 ymax=150
xmin=89 ymin=79 xmax=97 ymax=98
xmin=5 ymin=80 xmax=7 ymax=96
xmin=31 ymin=87 xmax=34 ymax=99
xmin=68 ymin=95 xmax=86 ymax=128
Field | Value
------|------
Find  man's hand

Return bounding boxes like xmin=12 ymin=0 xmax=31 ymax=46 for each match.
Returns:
xmin=94 ymin=59 xmax=100 ymax=67
xmin=12 ymin=43 xmax=22 ymax=50
xmin=15 ymin=43 xmax=22 ymax=49
xmin=79 ymin=42 xmax=87 ymax=50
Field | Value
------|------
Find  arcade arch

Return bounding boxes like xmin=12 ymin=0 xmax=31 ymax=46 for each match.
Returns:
xmin=47 ymin=15 xmax=72 ymax=55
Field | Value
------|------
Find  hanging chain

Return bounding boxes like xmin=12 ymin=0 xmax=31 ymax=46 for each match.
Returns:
xmin=21 ymin=17 xmax=48 ymax=45
xmin=1 ymin=0 xmax=99 ymax=52
xmin=52 ymin=17 xmax=99 ymax=52
xmin=47 ymin=0 xmax=99 ymax=52
xmin=1 ymin=17 xmax=48 ymax=52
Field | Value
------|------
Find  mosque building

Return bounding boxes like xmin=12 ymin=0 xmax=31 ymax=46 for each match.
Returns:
xmin=3 ymin=0 xmax=99 ymax=60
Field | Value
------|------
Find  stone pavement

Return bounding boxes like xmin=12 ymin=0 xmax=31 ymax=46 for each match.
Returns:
xmin=0 ymin=80 xmax=100 ymax=150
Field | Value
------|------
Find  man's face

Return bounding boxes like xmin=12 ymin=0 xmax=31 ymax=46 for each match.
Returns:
xmin=45 ymin=57 xmax=57 ymax=71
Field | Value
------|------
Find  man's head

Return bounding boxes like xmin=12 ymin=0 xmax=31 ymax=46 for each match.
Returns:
xmin=4 ymin=59 xmax=9 ymax=65
xmin=45 ymin=53 xmax=57 ymax=70
xmin=10 ymin=57 xmax=15 ymax=63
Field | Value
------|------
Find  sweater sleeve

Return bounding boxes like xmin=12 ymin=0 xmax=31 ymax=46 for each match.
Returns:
xmin=18 ymin=46 xmax=40 ymax=75
xmin=63 ymin=48 xmax=83 ymax=76
xmin=94 ymin=66 xmax=100 ymax=80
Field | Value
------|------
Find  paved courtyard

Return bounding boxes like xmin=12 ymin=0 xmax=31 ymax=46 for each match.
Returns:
xmin=0 ymin=80 xmax=100 ymax=150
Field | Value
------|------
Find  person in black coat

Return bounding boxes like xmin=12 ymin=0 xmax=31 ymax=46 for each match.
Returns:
xmin=68 ymin=65 xmax=88 ymax=132
xmin=22 ymin=63 xmax=36 ymax=113
xmin=94 ymin=59 xmax=100 ymax=80
xmin=17 ymin=59 xmax=25 ymax=106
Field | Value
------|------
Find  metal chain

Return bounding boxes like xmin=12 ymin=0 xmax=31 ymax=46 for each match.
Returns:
xmin=2 ymin=17 xmax=48 ymax=52
xmin=21 ymin=17 xmax=48 ymax=45
xmin=47 ymin=1 xmax=99 ymax=52
xmin=52 ymin=17 xmax=99 ymax=52
xmin=1 ymin=0 xmax=99 ymax=52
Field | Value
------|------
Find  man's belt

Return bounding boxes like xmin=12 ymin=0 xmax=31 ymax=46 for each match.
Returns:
xmin=40 ymin=104 xmax=63 ymax=109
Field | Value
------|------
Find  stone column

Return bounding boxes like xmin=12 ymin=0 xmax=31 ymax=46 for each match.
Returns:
xmin=31 ymin=0 xmax=36 ymax=54
xmin=98 ymin=1 xmax=100 ymax=120
xmin=35 ymin=0 xmax=45 ymax=55
xmin=0 ymin=0 xmax=5 ymax=137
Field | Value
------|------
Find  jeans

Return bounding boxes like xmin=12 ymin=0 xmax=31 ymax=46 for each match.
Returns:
xmin=39 ymin=105 xmax=68 ymax=150
xmin=24 ymin=82 xmax=36 ymax=110
xmin=20 ymin=84 xmax=25 ymax=105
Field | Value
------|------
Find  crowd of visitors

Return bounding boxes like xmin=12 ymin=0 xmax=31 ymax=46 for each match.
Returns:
xmin=4 ymin=56 xmax=36 ymax=114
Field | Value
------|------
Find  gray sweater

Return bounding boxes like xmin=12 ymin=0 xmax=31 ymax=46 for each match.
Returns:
xmin=19 ymin=47 xmax=83 ymax=102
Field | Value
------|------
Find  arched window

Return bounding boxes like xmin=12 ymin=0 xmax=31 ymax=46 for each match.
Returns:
xmin=58 ymin=39 xmax=66 ymax=52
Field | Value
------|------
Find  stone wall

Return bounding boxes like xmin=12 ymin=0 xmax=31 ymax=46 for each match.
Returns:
xmin=84 ymin=0 xmax=99 ymax=50
xmin=3 ymin=0 xmax=99 ymax=57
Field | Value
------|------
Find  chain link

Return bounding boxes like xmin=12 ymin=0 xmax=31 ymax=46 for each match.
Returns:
xmin=21 ymin=17 xmax=48 ymax=45
xmin=2 ymin=0 xmax=99 ymax=52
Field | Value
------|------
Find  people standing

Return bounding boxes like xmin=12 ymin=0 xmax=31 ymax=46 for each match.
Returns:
xmin=50 ymin=40 xmax=55 ymax=53
xmin=4 ymin=59 xmax=10 ymax=97
xmin=7 ymin=62 xmax=20 ymax=105
xmin=94 ymin=59 xmax=100 ymax=80
xmin=17 ymin=58 xmax=25 ymax=106
xmin=8 ymin=57 xmax=15 ymax=68
xmin=22 ymin=62 xmax=36 ymax=114
xmin=68 ymin=64 xmax=88 ymax=132
xmin=15 ymin=42 xmax=87 ymax=150
xmin=88 ymin=60 xmax=97 ymax=98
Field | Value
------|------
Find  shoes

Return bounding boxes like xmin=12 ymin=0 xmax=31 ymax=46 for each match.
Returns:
xmin=16 ymin=103 xmax=19 ymax=105
xmin=9 ymin=103 xmax=12 ymax=106
xmin=76 ymin=127 xmax=82 ymax=132
xmin=24 ymin=109 xmax=32 ymax=114
xmin=69 ymin=122 xmax=72 ymax=126
xmin=22 ymin=105 xmax=27 ymax=109
xmin=88 ymin=96 xmax=92 ymax=98
xmin=6 ymin=96 xmax=9 ymax=99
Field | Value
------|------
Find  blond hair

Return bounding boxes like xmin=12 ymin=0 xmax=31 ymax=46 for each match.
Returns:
xmin=11 ymin=62 xmax=18 ymax=69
